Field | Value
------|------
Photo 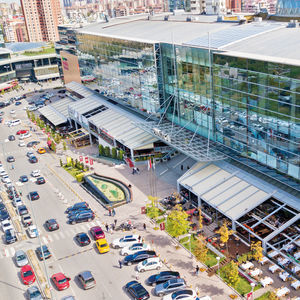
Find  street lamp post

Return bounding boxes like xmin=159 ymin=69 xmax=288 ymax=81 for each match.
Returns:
xmin=216 ymin=256 xmax=220 ymax=275
xmin=250 ymin=282 xmax=255 ymax=300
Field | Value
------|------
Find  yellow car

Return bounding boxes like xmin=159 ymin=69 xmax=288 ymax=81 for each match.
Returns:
xmin=96 ymin=238 xmax=110 ymax=254
xmin=37 ymin=147 xmax=46 ymax=154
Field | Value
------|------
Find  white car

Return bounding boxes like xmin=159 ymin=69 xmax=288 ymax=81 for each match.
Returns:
xmin=1 ymin=220 xmax=13 ymax=232
xmin=137 ymin=257 xmax=161 ymax=273
xmin=13 ymin=198 xmax=23 ymax=207
xmin=18 ymin=141 xmax=26 ymax=147
xmin=10 ymin=110 xmax=16 ymax=114
xmin=162 ymin=289 xmax=198 ymax=300
xmin=2 ymin=176 xmax=11 ymax=184
xmin=121 ymin=243 xmax=151 ymax=256
xmin=112 ymin=235 xmax=139 ymax=249
xmin=31 ymin=170 xmax=40 ymax=177
xmin=27 ymin=225 xmax=38 ymax=238
xmin=0 ymin=170 xmax=8 ymax=177
xmin=19 ymin=132 xmax=31 ymax=140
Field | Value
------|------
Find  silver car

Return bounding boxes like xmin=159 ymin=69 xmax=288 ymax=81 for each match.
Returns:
xmin=15 ymin=250 xmax=28 ymax=267
xmin=77 ymin=271 xmax=96 ymax=290
xmin=154 ymin=278 xmax=186 ymax=296
xmin=27 ymin=285 xmax=42 ymax=300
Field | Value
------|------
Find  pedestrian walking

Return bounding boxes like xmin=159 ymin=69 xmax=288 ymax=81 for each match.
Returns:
xmin=11 ymin=164 xmax=14 ymax=170
xmin=132 ymin=168 xmax=135 ymax=175
xmin=181 ymin=164 xmax=184 ymax=171
xmin=105 ymin=223 xmax=109 ymax=232
xmin=112 ymin=208 xmax=116 ymax=217
xmin=195 ymin=265 xmax=199 ymax=276
xmin=119 ymin=260 xmax=122 ymax=269
xmin=108 ymin=208 xmax=111 ymax=216
xmin=143 ymin=223 xmax=147 ymax=231
xmin=135 ymin=271 xmax=139 ymax=280
xmin=19 ymin=191 xmax=22 ymax=196
xmin=110 ymin=225 xmax=113 ymax=234
xmin=136 ymin=168 xmax=140 ymax=174
xmin=187 ymin=166 xmax=190 ymax=170
xmin=114 ymin=219 xmax=117 ymax=227
xmin=138 ymin=235 xmax=141 ymax=242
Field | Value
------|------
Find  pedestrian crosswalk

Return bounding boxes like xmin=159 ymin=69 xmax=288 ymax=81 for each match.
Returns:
xmin=0 ymin=220 xmax=104 ymax=259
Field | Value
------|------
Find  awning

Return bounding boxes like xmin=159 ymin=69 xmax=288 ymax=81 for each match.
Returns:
xmin=68 ymin=95 xmax=104 ymax=116
xmin=66 ymin=81 xmax=95 ymax=98
xmin=39 ymin=105 xmax=67 ymax=126
xmin=35 ymin=73 xmax=60 ymax=80
xmin=178 ymin=163 xmax=273 ymax=221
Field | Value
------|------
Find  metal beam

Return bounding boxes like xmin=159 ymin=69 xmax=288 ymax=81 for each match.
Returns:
xmin=251 ymin=203 xmax=286 ymax=229
xmin=264 ymin=213 xmax=300 ymax=243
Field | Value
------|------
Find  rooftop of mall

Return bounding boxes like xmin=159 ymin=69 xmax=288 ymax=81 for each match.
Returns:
xmin=77 ymin=13 xmax=300 ymax=64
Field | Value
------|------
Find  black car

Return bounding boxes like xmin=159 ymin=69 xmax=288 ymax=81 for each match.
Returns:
xmin=124 ymin=251 xmax=157 ymax=266
xmin=5 ymin=229 xmax=17 ymax=244
xmin=18 ymin=205 xmax=28 ymax=216
xmin=7 ymin=156 xmax=15 ymax=162
xmin=58 ymin=89 xmax=66 ymax=94
xmin=27 ymin=141 xmax=40 ymax=147
xmin=0 ymin=209 xmax=10 ymax=221
xmin=125 ymin=281 xmax=150 ymax=300
xmin=45 ymin=219 xmax=59 ymax=231
xmin=36 ymin=245 xmax=51 ymax=260
xmin=75 ymin=232 xmax=91 ymax=246
xmin=29 ymin=191 xmax=39 ymax=200
xmin=8 ymin=135 xmax=15 ymax=141
xmin=36 ymin=177 xmax=45 ymax=185
xmin=147 ymin=271 xmax=180 ymax=286
xmin=29 ymin=156 xmax=38 ymax=163
xmin=68 ymin=211 xmax=95 ymax=224
xmin=20 ymin=175 xmax=29 ymax=182
xmin=65 ymin=202 xmax=89 ymax=213
xmin=68 ymin=208 xmax=93 ymax=218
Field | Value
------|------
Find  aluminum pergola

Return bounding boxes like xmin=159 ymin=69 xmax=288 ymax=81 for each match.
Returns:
xmin=136 ymin=121 xmax=226 ymax=162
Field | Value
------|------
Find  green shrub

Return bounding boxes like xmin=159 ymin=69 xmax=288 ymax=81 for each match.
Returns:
xmin=99 ymin=144 xmax=104 ymax=156
xmin=76 ymin=173 xmax=85 ymax=182
xmin=104 ymin=146 xmax=111 ymax=157
xmin=111 ymin=147 xmax=117 ymax=159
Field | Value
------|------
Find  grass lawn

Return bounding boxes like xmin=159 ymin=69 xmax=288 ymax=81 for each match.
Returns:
xmin=255 ymin=291 xmax=270 ymax=300
xmin=23 ymin=47 xmax=55 ymax=56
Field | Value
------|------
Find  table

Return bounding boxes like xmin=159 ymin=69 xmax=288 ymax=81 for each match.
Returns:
xmin=260 ymin=276 xmax=274 ymax=287
xmin=249 ymin=268 xmax=262 ymax=277
xmin=269 ymin=264 xmax=280 ymax=273
xmin=279 ymin=271 xmax=291 ymax=281
xmin=269 ymin=250 xmax=280 ymax=258
xmin=276 ymin=287 xmax=290 ymax=297
xmin=259 ymin=257 xmax=269 ymax=265
xmin=278 ymin=257 xmax=290 ymax=265
xmin=282 ymin=244 xmax=295 ymax=252
xmin=241 ymin=261 xmax=254 ymax=270
xmin=292 ymin=265 xmax=300 ymax=274
xmin=294 ymin=251 xmax=300 ymax=260
xmin=291 ymin=280 xmax=300 ymax=290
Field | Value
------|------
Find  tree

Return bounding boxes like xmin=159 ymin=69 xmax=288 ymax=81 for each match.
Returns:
xmin=223 ymin=261 xmax=240 ymax=288
xmin=251 ymin=241 xmax=263 ymax=262
xmin=31 ymin=113 xmax=36 ymax=122
xmin=268 ymin=292 xmax=279 ymax=300
xmin=194 ymin=235 xmax=208 ymax=263
xmin=104 ymin=146 xmax=111 ymax=157
xmin=50 ymin=141 xmax=56 ymax=152
xmin=60 ymin=159 xmax=63 ymax=167
xmin=166 ymin=205 xmax=190 ymax=238
xmin=111 ymin=147 xmax=117 ymax=159
xmin=146 ymin=196 xmax=160 ymax=219
xmin=26 ymin=110 xmax=30 ymax=118
xmin=36 ymin=118 xmax=41 ymax=127
xmin=45 ymin=125 xmax=50 ymax=133
xmin=216 ymin=220 xmax=234 ymax=251
xmin=198 ymin=208 xmax=203 ymax=230
xmin=40 ymin=120 xmax=45 ymax=129
xmin=118 ymin=150 xmax=124 ymax=160
xmin=54 ymin=134 xmax=61 ymax=144
xmin=99 ymin=144 xmax=104 ymax=156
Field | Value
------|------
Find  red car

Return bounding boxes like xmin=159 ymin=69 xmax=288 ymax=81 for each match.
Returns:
xmin=90 ymin=226 xmax=105 ymax=240
xmin=51 ymin=273 xmax=71 ymax=290
xmin=21 ymin=265 xmax=36 ymax=285
xmin=16 ymin=129 xmax=28 ymax=135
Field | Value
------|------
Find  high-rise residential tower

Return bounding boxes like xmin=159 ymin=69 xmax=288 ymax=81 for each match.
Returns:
xmin=21 ymin=0 xmax=63 ymax=42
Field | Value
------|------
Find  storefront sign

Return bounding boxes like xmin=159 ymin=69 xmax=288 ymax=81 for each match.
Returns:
xmin=79 ymin=156 xmax=83 ymax=162
xmin=85 ymin=157 xmax=89 ymax=163
xmin=90 ymin=158 xmax=93 ymax=165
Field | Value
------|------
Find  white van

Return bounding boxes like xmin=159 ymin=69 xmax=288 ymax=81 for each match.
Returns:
xmin=8 ymin=119 xmax=21 ymax=127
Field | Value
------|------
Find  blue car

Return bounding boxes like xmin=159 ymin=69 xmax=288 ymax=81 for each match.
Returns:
xmin=0 ymin=209 xmax=10 ymax=221
xmin=20 ymin=175 xmax=29 ymax=182
xmin=69 ymin=211 xmax=95 ymax=224
xmin=67 ymin=208 xmax=93 ymax=217
xmin=15 ymin=101 xmax=22 ymax=106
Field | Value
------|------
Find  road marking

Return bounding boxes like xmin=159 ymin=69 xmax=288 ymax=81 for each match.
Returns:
xmin=42 ymin=236 xmax=48 ymax=245
xmin=173 ymin=156 xmax=189 ymax=168
xmin=159 ymin=169 xmax=168 ymax=176
xmin=90 ymin=221 xmax=96 ymax=227
xmin=70 ymin=228 xmax=77 ymax=235
xmin=80 ymin=224 xmax=88 ymax=231
xmin=9 ymin=247 xmax=15 ymax=257
xmin=4 ymin=248 xmax=9 ymax=257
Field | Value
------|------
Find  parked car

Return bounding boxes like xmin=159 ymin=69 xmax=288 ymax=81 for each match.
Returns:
xmin=147 ymin=271 xmax=180 ymax=286
xmin=112 ymin=235 xmax=139 ymax=249
xmin=45 ymin=219 xmax=59 ymax=231
xmin=20 ymin=175 xmax=29 ymax=182
xmin=7 ymin=156 xmax=15 ymax=162
xmin=12 ymin=197 xmax=23 ymax=207
xmin=125 ymin=281 xmax=150 ymax=300
xmin=19 ymin=141 xmax=26 ymax=147
xmin=67 ymin=208 xmax=93 ymax=218
xmin=154 ymin=278 xmax=186 ymax=296
xmin=123 ymin=250 xmax=157 ymax=266
xmin=36 ymin=245 xmax=51 ymax=260
xmin=18 ymin=205 xmax=28 ymax=216
xmin=162 ymin=289 xmax=198 ymax=300
xmin=19 ymin=132 xmax=31 ymax=139
xmin=0 ymin=209 xmax=10 ymax=221
xmin=8 ymin=135 xmax=15 ymax=141
xmin=37 ymin=147 xmax=46 ymax=154
xmin=95 ymin=238 xmax=110 ymax=254
xmin=1 ymin=219 xmax=13 ymax=232
xmin=31 ymin=170 xmax=40 ymax=177
xmin=75 ymin=232 xmax=91 ymax=246
xmin=27 ymin=225 xmax=38 ymax=238
xmin=26 ymin=286 xmax=42 ymax=300
xmin=29 ymin=191 xmax=39 ymax=200
xmin=15 ymin=250 xmax=28 ymax=267
xmin=121 ymin=243 xmax=151 ymax=256
xmin=27 ymin=141 xmax=40 ymax=148
xmin=36 ymin=177 xmax=45 ymax=184
xmin=68 ymin=211 xmax=94 ymax=224
xmin=90 ymin=226 xmax=105 ymax=240
xmin=21 ymin=265 xmax=36 ymax=285
xmin=77 ymin=271 xmax=96 ymax=290
xmin=137 ymin=257 xmax=161 ymax=273
xmin=65 ymin=202 xmax=89 ymax=213
xmin=17 ymin=129 xmax=28 ymax=135
xmin=5 ymin=228 xmax=17 ymax=244
xmin=26 ymin=151 xmax=34 ymax=157
xmin=29 ymin=156 xmax=38 ymax=163
xmin=22 ymin=214 xmax=33 ymax=227
xmin=51 ymin=273 xmax=70 ymax=291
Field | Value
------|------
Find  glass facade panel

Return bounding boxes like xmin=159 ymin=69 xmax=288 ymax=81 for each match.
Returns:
xmin=75 ymin=33 xmax=159 ymax=113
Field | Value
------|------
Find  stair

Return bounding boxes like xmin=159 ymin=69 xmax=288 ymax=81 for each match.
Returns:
xmin=206 ymin=257 xmax=230 ymax=277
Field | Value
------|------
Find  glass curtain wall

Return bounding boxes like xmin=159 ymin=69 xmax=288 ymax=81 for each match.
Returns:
xmin=160 ymin=43 xmax=213 ymax=139
xmin=213 ymin=54 xmax=300 ymax=180
xmin=76 ymin=33 xmax=160 ymax=113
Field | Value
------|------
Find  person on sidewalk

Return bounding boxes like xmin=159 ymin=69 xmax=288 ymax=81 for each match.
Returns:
xmin=105 ymin=223 xmax=109 ymax=232
xmin=19 ymin=191 xmax=22 ymax=197
xmin=114 ymin=219 xmax=117 ymax=227
xmin=119 ymin=260 xmax=122 ymax=269
xmin=136 ymin=168 xmax=140 ymax=174
xmin=108 ymin=209 xmax=111 ymax=216
xmin=135 ymin=271 xmax=139 ymax=280
xmin=181 ymin=164 xmax=184 ymax=171
xmin=112 ymin=208 xmax=116 ymax=217
xmin=195 ymin=265 xmax=199 ymax=276
xmin=143 ymin=223 xmax=147 ymax=231
xmin=138 ymin=235 xmax=141 ymax=242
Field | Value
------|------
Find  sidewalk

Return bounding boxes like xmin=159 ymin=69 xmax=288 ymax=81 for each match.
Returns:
xmin=53 ymin=145 xmax=241 ymax=300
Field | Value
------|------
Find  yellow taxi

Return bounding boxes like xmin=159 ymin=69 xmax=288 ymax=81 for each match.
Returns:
xmin=37 ymin=147 xmax=46 ymax=154
xmin=96 ymin=238 xmax=110 ymax=254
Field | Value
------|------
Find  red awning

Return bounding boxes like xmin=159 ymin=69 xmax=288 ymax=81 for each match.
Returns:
xmin=185 ymin=208 xmax=196 ymax=215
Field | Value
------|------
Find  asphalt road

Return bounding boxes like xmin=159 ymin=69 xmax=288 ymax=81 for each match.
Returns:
xmin=0 ymin=94 xmax=166 ymax=300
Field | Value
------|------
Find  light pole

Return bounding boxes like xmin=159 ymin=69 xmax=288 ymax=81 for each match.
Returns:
xmin=250 ymin=282 xmax=255 ymax=300
xmin=216 ymin=256 xmax=220 ymax=276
